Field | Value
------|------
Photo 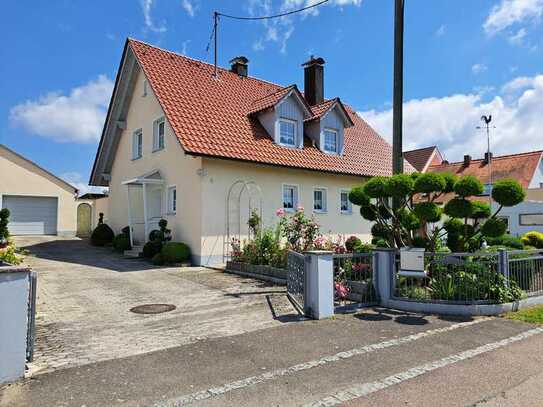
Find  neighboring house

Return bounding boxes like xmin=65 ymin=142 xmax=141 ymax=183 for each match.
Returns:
xmin=90 ymin=39 xmax=410 ymax=265
xmin=425 ymin=150 xmax=543 ymax=236
xmin=403 ymin=146 xmax=443 ymax=172
xmin=0 ymin=144 xmax=79 ymax=236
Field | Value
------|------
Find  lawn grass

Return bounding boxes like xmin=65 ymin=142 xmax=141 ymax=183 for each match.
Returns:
xmin=505 ymin=305 xmax=543 ymax=325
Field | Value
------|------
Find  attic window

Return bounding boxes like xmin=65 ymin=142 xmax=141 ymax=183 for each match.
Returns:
xmin=279 ymin=119 xmax=296 ymax=147
xmin=324 ymin=129 xmax=338 ymax=153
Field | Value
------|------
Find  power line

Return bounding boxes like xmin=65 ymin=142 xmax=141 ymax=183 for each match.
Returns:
xmin=207 ymin=0 xmax=331 ymax=77
xmin=218 ymin=0 xmax=330 ymax=20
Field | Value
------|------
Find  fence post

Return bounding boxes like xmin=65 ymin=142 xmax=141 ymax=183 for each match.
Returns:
xmin=498 ymin=248 xmax=510 ymax=288
xmin=374 ymin=249 xmax=395 ymax=307
xmin=304 ymin=251 xmax=334 ymax=319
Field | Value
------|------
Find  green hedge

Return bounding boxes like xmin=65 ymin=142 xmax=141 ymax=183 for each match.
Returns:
xmin=161 ymin=242 xmax=191 ymax=264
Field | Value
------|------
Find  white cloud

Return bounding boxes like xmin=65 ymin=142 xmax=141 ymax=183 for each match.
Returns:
xmin=472 ymin=63 xmax=488 ymax=74
xmin=181 ymin=0 xmax=196 ymax=17
xmin=435 ymin=25 xmax=446 ymax=36
xmin=61 ymin=172 xmax=108 ymax=196
xmin=509 ymin=27 xmax=527 ymax=44
xmin=484 ymin=0 xmax=543 ymax=34
xmin=360 ymin=74 xmax=543 ymax=162
xmin=10 ymin=75 xmax=113 ymax=144
xmin=141 ymin=0 xmax=167 ymax=33
xmin=181 ymin=39 xmax=191 ymax=55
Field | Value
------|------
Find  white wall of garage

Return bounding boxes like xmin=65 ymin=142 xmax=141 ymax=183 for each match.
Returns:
xmin=0 ymin=145 xmax=78 ymax=237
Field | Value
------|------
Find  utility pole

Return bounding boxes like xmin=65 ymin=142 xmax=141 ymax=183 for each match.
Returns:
xmin=213 ymin=11 xmax=218 ymax=78
xmin=392 ymin=0 xmax=405 ymax=175
xmin=478 ymin=115 xmax=494 ymax=203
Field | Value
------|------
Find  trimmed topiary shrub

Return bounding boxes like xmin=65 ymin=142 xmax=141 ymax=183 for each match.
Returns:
xmin=481 ymin=218 xmax=507 ymax=238
xmin=143 ymin=239 xmax=162 ymax=258
xmin=113 ymin=234 xmax=131 ymax=252
xmin=492 ymin=178 xmax=526 ymax=207
xmin=470 ymin=201 xmax=491 ymax=219
xmin=486 ymin=234 xmax=524 ymax=249
xmin=522 ymin=231 xmax=543 ymax=249
xmin=443 ymin=218 xmax=464 ymax=234
xmin=384 ymin=174 xmax=414 ymax=198
xmin=363 ymin=177 xmax=389 ymax=198
xmin=348 ymin=186 xmax=370 ymax=206
xmin=371 ymin=223 xmax=389 ymax=239
xmin=345 ymin=236 xmax=362 ymax=252
xmin=90 ymin=223 xmax=114 ymax=246
xmin=161 ymin=242 xmax=191 ymax=264
xmin=414 ymin=173 xmax=446 ymax=193
xmin=398 ymin=208 xmax=421 ymax=230
xmin=0 ymin=208 xmax=10 ymax=241
xmin=454 ymin=176 xmax=484 ymax=197
xmin=152 ymin=253 xmax=166 ymax=266
xmin=444 ymin=198 xmax=473 ymax=219
xmin=359 ymin=204 xmax=378 ymax=221
xmin=441 ymin=173 xmax=457 ymax=193
xmin=413 ymin=202 xmax=442 ymax=223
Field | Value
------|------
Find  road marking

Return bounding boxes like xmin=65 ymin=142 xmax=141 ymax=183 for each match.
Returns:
xmin=306 ymin=327 xmax=543 ymax=406
xmin=154 ymin=318 xmax=491 ymax=406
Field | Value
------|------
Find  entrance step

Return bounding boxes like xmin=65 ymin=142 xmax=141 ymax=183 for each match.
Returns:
xmin=124 ymin=245 xmax=144 ymax=258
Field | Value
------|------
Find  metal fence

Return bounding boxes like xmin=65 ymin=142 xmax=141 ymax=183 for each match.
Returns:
xmin=392 ymin=251 xmax=505 ymax=304
xmin=26 ymin=271 xmax=37 ymax=362
xmin=508 ymin=249 xmax=543 ymax=297
xmin=286 ymin=251 xmax=306 ymax=313
xmin=333 ymin=252 xmax=377 ymax=309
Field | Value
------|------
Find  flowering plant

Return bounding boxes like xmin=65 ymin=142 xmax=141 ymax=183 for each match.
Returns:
xmin=278 ymin=207 xmax=320 ymax=252
xmin=230 ymin=238 xmax=243 ymax=262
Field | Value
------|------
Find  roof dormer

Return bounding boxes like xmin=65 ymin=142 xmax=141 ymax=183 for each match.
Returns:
xmin=249 ymin=85 xmax=313 ymax=149
xmin=305 ymin=98 xmax=353 ymax=155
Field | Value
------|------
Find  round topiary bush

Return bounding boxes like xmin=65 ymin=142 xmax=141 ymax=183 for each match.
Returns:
xmin=143 ymin=239 xmax=163 ymax=258
xmin=453 ymin=176 xmax=483 ymax=197
xmin=161 ymin=242 xmax=191 ymax=264
xmin=363 ymin=177 xmax=389 ymax=198
xmin=397 ymin=209 xmax=421 ymax=230
xmin=149 ymin=229 xmax=163 ymax=242
xmin=378 ymin=205 xmax=392 ymax=220
xmin=371 ymin=223 xmax=389 ymax=239
xmin=345 ymin=236 xmax=362 ymax=252
xmin=384 ymin=174 xmax=414 ymax=198
xmin=470 ymin=201 xmax=491 ymax=219
xmin=359 ymin=204 xmax=378 ymax=221
xmin=443 ymin=218 xmax=464 ymax=234
xmin=492 ymin=179 xmax=526 ymax=207
xmin=348 ymin=186 xmax=370 ymax=206
xmin=152 ymin=253 xmax=166 ymax=266
xmin=413 ymin=173 xmax=446 ymax=193
xmin=441 ymin=172 xmax=457 ymax=193
xmin=481 ymin=218 xmax=507 ymax=238
xmin=90 ymin=223 xmax=114 ymax=246
xmin=444 ymin=198 xmax=473 ymax=219
xmin=0 ymin=208 xmax=10 ymax=240
xmin=413 ymin=202 xmax=442 ymax=222
xmin=113 ymin=234 xmax=131 ymax=252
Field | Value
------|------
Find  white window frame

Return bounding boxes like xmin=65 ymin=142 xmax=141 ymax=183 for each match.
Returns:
xmin=279 ymin=118 xmax=297 ymax=147
xmin=132 ymin=129 xmax=143 ymax=160
xmin=167 ymin=186 xmax=177 ymax=214
xmin=519 ymin=213 xmax=543 ymax=226
xmin=323 ymin=128 xmax=338 ymax=154
xmin=153 ymin=117 xmax=165 ymax=152
xmin=282 ymin=184 xmax=299 ymax=212
xmin=313 ymin=187 xmax=327 ymax=213
xmin=340 ymin=189 xmax=352 ymax=214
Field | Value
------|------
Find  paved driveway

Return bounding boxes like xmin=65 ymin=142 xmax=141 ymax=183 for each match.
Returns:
xmin=15 ymin=237 xmax=294 ymax=375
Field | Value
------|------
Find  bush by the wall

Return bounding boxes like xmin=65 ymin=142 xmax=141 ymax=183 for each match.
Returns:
xmin=0 ymin=208 xmax=10 ymax=241
xmin=113 ymin=234 xmax=131 ymax=252
xmin=486 ymin=234 xmax=524 ymax=250
xmin=90 ymin=223 xmax=115 ymax=246
xmin=345 ymin=236 xmax=362 ymax=252
xmin=152 ymin=253 xmax=166 ymax=266
xmin=161 ymin=242 xmax=191 ymax=264
xmin=143 ymin=239 xmax=162 ymax=258
xmin=522 ymin=231 xmax=543 ymax=249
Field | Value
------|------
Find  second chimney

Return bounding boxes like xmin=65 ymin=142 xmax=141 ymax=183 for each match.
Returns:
xmin=230 ymin=56 xmax=249 ymax=77
xmin=484 ymin=152 xmax=493 ymax=163
xmin=302 ymin=56 xmax=325 ymax=106
xmin=464 ymin=155 xmax=472 ymax=166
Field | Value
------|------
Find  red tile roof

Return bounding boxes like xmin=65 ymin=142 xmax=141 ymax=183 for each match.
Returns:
xmin=404 ymin=146 xmax=441 ymax=172
xmin=427 ymin=150 xmax=543 ymax=203
xmin=249 ymin=85 xmax=302 ymax=115
xmin=129 ymin=39 xmax=406 ymax=177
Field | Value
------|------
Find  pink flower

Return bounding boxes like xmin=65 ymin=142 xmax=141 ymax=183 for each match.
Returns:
xmin=335 ymin=282 xmax=350 ymax=299
xmin=275 ymin=208 xmax=285 ymax=217
xmin=296 ymin=205 xmax=304 ymax=212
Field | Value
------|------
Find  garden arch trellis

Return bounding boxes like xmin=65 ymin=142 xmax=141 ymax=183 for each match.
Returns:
xmin=224 ymin=180 xmax=263 ymax=262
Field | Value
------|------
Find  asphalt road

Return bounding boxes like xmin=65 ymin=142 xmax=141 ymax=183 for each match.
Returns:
xmin=1 ymin=310 xmax=541 ymax=407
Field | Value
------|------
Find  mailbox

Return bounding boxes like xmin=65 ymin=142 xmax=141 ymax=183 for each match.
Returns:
xmin=399 ymin=247 xmax=427 ymax=278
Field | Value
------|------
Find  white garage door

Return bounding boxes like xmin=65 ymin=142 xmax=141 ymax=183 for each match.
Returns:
xmin=2 ymin=196 xmax=58 ymax=235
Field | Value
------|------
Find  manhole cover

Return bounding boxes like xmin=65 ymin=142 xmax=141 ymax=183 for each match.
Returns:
xmin=130 ymin=304 xmax=176 ymax=314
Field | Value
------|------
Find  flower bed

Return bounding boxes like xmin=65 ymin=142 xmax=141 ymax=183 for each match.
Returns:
xmin=226 ymin=261 xmax=287 ymax=282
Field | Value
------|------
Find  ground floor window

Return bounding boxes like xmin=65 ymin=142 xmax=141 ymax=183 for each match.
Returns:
xmin=283 ymin=184 xmax=298 ymax=211
xmin=340 ymin=190 xmax=352 ymax=214
xmin=313 ymin=188 xmax=327 ymax=212
xmin=519 ymin=213 xmax=543 ymax=226
xmin=167 ymin=186 xmax=177 ymax=213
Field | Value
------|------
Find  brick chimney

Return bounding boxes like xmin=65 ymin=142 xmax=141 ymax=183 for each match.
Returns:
xmin=463 ymin=155 xmax=472 ymax=166
xmin=229 ymin=56 xmax=249 ymax=77
xmin=484 ymin=152 xmax=493 ymax=164
xmin=302 ymin=56 xmax=325 ymax=106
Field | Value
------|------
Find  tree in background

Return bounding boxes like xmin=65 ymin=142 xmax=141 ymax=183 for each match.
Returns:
xmin=349 ymin=173 xmax=525 ymax=252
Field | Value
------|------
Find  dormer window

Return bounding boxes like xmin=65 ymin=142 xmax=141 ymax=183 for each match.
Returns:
xmin=324 ymin=129 xmax=338 ymax=153
xmin=279 ymin=119 xmax=296 ymax=147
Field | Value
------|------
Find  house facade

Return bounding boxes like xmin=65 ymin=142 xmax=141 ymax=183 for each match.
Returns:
xmin=90 ymin=39 xmax=405 ymax=265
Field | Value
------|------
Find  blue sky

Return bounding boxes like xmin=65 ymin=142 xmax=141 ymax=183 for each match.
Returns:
xmin=2 ymin=0 xmax=543 ymax=193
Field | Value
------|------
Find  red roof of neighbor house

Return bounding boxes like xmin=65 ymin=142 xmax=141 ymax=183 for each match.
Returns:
xmin=428 ymin=150 xmax=543 ymax=189
xmin=403 ymin=146 xmax=440 ymax=172
xmin=128 ymin=39 xmax=407 ymax=177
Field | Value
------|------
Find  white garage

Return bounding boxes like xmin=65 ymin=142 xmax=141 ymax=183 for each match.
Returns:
xmin=2 ymin=196 xmax=59 ymax=235
xmin=1 ymin=144 xmax=78 ymax=237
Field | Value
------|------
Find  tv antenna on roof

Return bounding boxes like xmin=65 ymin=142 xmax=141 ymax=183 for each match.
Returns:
xmin=205 ymin=0 xmax=330 ymax=78
xmin=477 ymin=115 xmax=496 ymax=202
